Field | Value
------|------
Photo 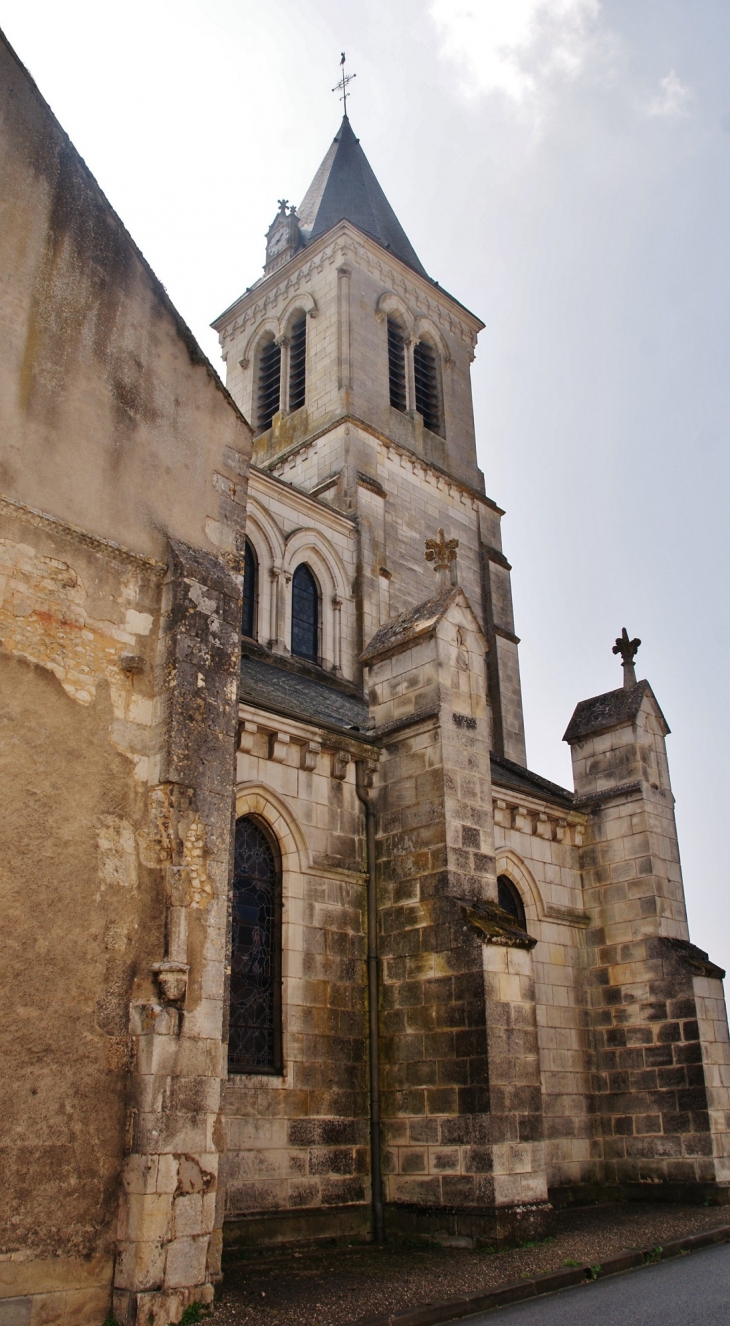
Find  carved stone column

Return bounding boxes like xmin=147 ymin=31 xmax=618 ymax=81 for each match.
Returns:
xmin=337 ymin=264 xmax=352 ymax=392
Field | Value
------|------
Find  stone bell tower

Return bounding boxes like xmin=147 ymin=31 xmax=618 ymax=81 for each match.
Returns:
xmin=213 ymin=111 xmax=552 ymax=1243
xmin=212 ymin=113 xmax=528 ymax=765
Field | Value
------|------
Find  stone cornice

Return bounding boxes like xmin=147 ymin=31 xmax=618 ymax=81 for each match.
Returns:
xmin=266 ymin=413 xmax=503 ymax=515
xmin=212 ymin=222 xmax=484 ymax=352
xmin=0 ymin=493 xmax=166 ymax=572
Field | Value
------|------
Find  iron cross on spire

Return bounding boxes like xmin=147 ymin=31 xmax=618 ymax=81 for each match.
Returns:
xmin=612 ymin=627 xmax=641 ymax=689
xmin=333 ymin=51 xmax=356 ymax=117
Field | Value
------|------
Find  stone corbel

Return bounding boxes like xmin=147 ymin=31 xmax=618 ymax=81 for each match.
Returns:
xmin=493 ymin=799 xmax=512 ymax=830
xmin=535 ymin=813 xmax=553 ymax=841
xmin=238 ymin=720 xmax=258 ymax=754
xmin=463 ymin=900 xmax=537 ymax=951
xmin=151 ymin=961 xmax=190 ymax=1006
xmin=301 ymin=741 xmax=321 ymax=771
xmin=512 ymin=805 xmax=533 ymax=834
xmin=269 ymin=731 xmax=291 ymax=763
xmin=332 ymin=750 xmax=350 ymax=781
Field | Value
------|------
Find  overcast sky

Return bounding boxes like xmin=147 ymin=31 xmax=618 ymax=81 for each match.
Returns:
xmin=3 ymin=0 xmax=729 ymax=972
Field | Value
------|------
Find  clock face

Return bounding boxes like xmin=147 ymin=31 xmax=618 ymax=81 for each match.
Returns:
xmin=268 ymin=225 xmax=289 ymax=257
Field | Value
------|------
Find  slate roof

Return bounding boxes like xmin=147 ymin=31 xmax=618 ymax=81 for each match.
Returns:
xmin=297 ymin=116 xmax=429 ymax=279
xmin=240 ymin=654 xmax=372 ymax=735
xmin=563 ymin=679 xmax=669 ymax=744
xmin=490 ymin=753 xmax=575 ymax=810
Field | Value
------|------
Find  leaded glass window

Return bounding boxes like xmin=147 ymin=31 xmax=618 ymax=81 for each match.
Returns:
xmin=242 ymin=540 xmax=257 ymax=639
xmin=497 ymin=874 xmax=527 ymax=932
xmin=229 ymin=817 xmax=282 ymax=1074
xmin=291 ymin=563 xmax=319 ymax=662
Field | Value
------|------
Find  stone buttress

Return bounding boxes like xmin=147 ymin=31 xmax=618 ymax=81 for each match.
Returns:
xmin=363 ymin=588 xmax=550 ymax=1240
xmin=564 ymin=678 xmax=730 ymax=1201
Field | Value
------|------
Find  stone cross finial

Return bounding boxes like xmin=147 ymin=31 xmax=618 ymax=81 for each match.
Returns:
xmin=612 ymin=627 xmax=641 ymax=689
xmin=277 ymin=198 xmax=289 ymax=214
xmin=425 ymin=529 xmax=459 ymax=588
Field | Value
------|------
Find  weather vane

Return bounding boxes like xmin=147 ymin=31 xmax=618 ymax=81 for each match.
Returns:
xmin=333 ymin=51 xmax=356 ymax=117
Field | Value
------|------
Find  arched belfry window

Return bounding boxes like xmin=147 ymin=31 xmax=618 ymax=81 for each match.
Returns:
xmin=241 ymin=539 xmax=257 ymax=639
xmin=229 ymin=816 xmax=282 ymax=1074
xmin=413 ymin=338 xmax=441 ymax=436
xmin=291 ymin=563 xmax=319 ymax=662
xmin=387 ymin=316 xmax=407 ymax=413
xmin=497 ymin=874 xmax=527 ymax=932
xmin=288 ymin=314 xmax=307 ymax=411
xmin=257 ymin=336 xmax=281 ymax=433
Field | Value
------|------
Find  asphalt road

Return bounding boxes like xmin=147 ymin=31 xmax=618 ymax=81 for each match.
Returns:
xmin=453 ymin=1242 xmax=730 ymax=1325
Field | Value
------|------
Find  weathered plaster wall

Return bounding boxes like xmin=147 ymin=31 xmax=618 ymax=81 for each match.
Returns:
xmin=0 ymin=28 xmax=252 ymax=1322
xmin=0 ymin=31 xmax=248 ymax=564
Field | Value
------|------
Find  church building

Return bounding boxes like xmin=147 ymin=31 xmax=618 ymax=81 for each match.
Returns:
xmin=211 ymin=111 xmax=730 ymax=1260
xmin=1 ymin=30 xmax=729 ymax=1326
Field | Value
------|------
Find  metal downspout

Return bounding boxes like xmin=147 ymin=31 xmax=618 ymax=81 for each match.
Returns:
xmin=355 ymin=760 xmax=385 ymax=1244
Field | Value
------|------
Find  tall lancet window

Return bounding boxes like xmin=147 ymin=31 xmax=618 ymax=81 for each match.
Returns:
xmin=288 ymin=314 xmax=307 ymax=411
xmin=229 ymin=816 xmax=282 ymax=1074
xmin=257 ymin=336 xmax=281 ymax=433
xmin=291 ymin=563 xmax=319 ymax=662
xmin=387 ymin=317 xmax=407 ymax=412
xmin=241 ymin=539 xmax=257 ymax=639
xmin=414 ymin=339 xmax=441 ymax=435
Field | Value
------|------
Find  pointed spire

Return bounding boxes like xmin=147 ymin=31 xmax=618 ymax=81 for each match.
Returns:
xmin=296 ymin=117 xmax=429 ymax=279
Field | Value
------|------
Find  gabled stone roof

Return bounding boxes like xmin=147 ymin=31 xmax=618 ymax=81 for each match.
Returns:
xmin=297 ymin=116 xmax=429 ymax=279
xmin=563 ymin=679 xmax=670 ymax=744
xmin=361 ymin=587 xmax=485 ymax=664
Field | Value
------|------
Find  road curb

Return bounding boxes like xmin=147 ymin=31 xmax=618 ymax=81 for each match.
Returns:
xmin=354 ymin=1223 xmax=730 ymax=1326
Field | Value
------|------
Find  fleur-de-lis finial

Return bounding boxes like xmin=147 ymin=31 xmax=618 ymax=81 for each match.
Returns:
xmin=612 ymin=627 xmax=641 ymax=689
xmin=425 ymin=528 xmax=459 ymax=573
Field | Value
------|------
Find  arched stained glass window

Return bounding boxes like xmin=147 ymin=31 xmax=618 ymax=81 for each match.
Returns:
xmin=291 ymin=563 xmax=319 ymax=662
xmin=497 ymin=874 xmax=527 ymax=932
xmin=229 ymin=817 xmax=282 ymax=1074
xmin=241 ymin=540 xmax=257 ymax=639
xmin=288 ymin=314 xmax=307 ymax=411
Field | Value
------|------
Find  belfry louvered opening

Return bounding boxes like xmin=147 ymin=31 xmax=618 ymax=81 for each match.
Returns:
xmin=387 ymin=317 xmax=407 ymax=413
xmin=288 ymin=315 xmax=307 ymax=412
xmin=414 ymin=339 xmax=441 ymax=435
xmin=256 ymin=337 xmax=281 ymax=433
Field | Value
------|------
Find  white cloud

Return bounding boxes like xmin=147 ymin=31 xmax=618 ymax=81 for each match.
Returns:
xmin=646 ymin=70 xmax=692 ymax=119
xmin=429 ymin=0 xmax=602 ymax=106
